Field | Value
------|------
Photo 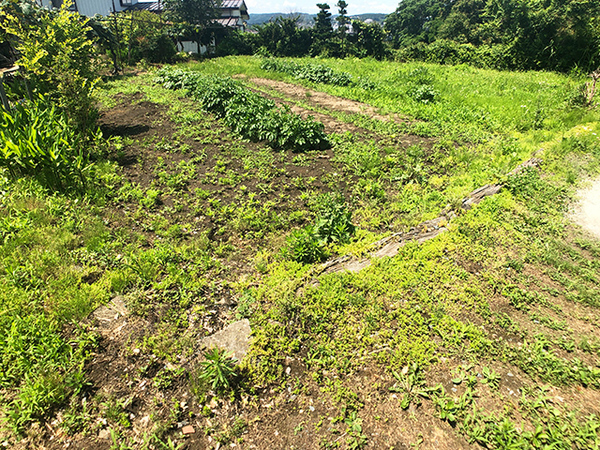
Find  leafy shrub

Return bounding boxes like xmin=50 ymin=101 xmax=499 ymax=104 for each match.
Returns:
xmin=260 ymin=58 xmax=301 ymax=75
xmin=294 ymin=64 xmax=353 ymax=86
xmin=0 ymin=98 xmax=90 ymax=192
xmin=155 ymin=68 xmax=329 ymax=152
xmin=286 ymin=195 xmax=355 ymax=264
xmin=286 ymin=225 xmax=327 ymax=264
xmin=407 ymin=67 xmax=434 ymax=85
xmin=313 ymin=194 xmax=356 ymax=244
xmin=409 ymin=84 xmax=439 ymax=104
xmin=396 ymin=40 xmax=512 ymax=71
xmin=215 ymin=30 xmax=254 ymax=57
xmin=125 ymin=11 xmax=177 ymax=63
xmin=135 ymin=34 xmax=177 ymax=64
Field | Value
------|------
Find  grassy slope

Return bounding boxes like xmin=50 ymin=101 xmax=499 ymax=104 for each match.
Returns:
xmin=1 ymin=57 xmax=600 ymax=448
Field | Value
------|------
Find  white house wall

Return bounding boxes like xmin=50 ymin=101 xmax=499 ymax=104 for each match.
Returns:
xmin=177 ymin=41 xmax=207 ymax=55
xmin=73 ymin=0 xmax=127 ymax=16
xmin=221 ymin=9 xmax=241 ymax=17
xmin=38 ymin=0 xmax=53 ymax=9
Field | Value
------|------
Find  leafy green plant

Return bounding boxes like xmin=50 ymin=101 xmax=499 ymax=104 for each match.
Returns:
xmin=286 ymin=225 xmax=328 ymax=264
xmin=433 ymin=387 xmax=474 ymax=425
xmin=196 ymin=348 xmax=237 ymax=393
xmin=1 ymin=1 xmax=99 ymax=132
xmin=390 ymin=363 xmax=440 ymax=409
xmin=261 ymin=58 xmax=353 ymax=86
xmin=0 ymin=98 xmax=91 ymax=192
xmin=409 ymin=84 xmax=439 ymax=104
xmin=344 ymin=411 xmax=367 ymax=449
xmin=314 ymin=195 xmax=356 ymax=244
xmin=480 ymin=367 xmax=501 ymax=389
xmin=155 ymin=68 xmax=329 ymax=151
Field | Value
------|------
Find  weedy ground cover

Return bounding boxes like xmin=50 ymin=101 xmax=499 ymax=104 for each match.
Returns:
xmin=1 ymin=57 xmax=600 ymax=449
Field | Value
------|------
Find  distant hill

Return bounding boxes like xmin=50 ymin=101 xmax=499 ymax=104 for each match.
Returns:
xmin=247 ymin=12 xmax=387 ymax=28
xmin=247 ymin=13 xmax=314 ymax=28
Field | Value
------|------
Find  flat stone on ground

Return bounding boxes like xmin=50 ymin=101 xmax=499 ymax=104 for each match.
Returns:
xmin=199 ymin=319 xmax=252 ymax=361
xmin=92 ymin=296 xmax=129 ymax=327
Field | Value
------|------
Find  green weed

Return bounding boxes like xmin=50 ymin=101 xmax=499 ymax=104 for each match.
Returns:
xmin=194 ymin=348 xmax=237 ymax=394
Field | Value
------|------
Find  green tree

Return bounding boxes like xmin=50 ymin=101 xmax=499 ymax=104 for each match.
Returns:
xmin=255 ymin=16 xmax=312 ymax=56
xmin=163 ymin=0 xmax=220 ymax=54
xmin=215 ymin=29 xmax=254 ymax=56
xmin=386 ymin=0 xmax=600 ymax=72
xmin=350 ymin=20 xmax=388 ymax=59
xmin=312 ymin=3 xmax=335 ymax=55
xmin=336 ymin=0 xmax=349 ymax=55
xmin=384 ymin=0 xmax=448 ymax=47
xmin=437 ymin=0 xmax=487 ymax=44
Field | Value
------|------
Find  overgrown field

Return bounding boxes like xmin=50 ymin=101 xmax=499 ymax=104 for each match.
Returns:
xmin=1 ymin=56 xmax=600 ymax=449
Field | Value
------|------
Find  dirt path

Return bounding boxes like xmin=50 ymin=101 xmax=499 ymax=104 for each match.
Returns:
xmin=247 ymin=77 xmax=404 ymax=124
xmin=246 ymin=77 xmax=436 ymax=151
xmin=572 ymin=177 xmax=600 ymax=238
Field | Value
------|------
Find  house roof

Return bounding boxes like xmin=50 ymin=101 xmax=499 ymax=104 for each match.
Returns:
xmin=125 ymin=0 xmax=248 ymax=26
xmin=216 ymin=16 xmax=241 ymax=27
xmin=126 ymin=1 xmax=163 ymax=12
xmin=221 ymin=0 xmax=246 ymax=9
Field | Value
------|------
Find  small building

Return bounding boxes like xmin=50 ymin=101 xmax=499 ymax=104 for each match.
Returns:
xmin=39 ymin=0 xmax=249 ymax=30
xmin=37 ymin=0 xmax=249 ymax=54
xmin=38 ymin=0 xmax=134 ymax=17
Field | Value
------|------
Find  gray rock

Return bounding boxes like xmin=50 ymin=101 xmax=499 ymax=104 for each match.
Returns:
xmin=199 ymin=319 xmax=252 ymax=361
xmin=92 ymin=296 xmax=129 ymax=327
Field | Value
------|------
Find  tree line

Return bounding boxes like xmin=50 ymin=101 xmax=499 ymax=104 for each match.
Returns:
xmin=384 ymin=0 xmax=600 ymax=72
xmin=175 ymin=0 xmax=600 ymax=72
xmin=234 ymin=2 xmax=388 ymax=59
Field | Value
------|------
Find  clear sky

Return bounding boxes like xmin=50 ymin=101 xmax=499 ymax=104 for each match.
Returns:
xmin=244 ymin=0 xmax=398 ymax=15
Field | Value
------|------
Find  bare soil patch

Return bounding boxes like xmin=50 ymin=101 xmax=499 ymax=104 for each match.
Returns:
xmin=247 ymin=78 xmax=404 ymax=125
xmin=571 ymin=177 xmax=600 ymax=239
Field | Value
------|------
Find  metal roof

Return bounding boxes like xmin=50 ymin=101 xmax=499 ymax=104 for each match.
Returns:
xmin=126 ymin=1 xmax=163 ymax=12
xmin=221 ymin=0 xmax=245 ymax=9
xmin=216 ymin=17 xmax=241 ymax=27
xmin=125 ymin=0 xmax=248 ymax=25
